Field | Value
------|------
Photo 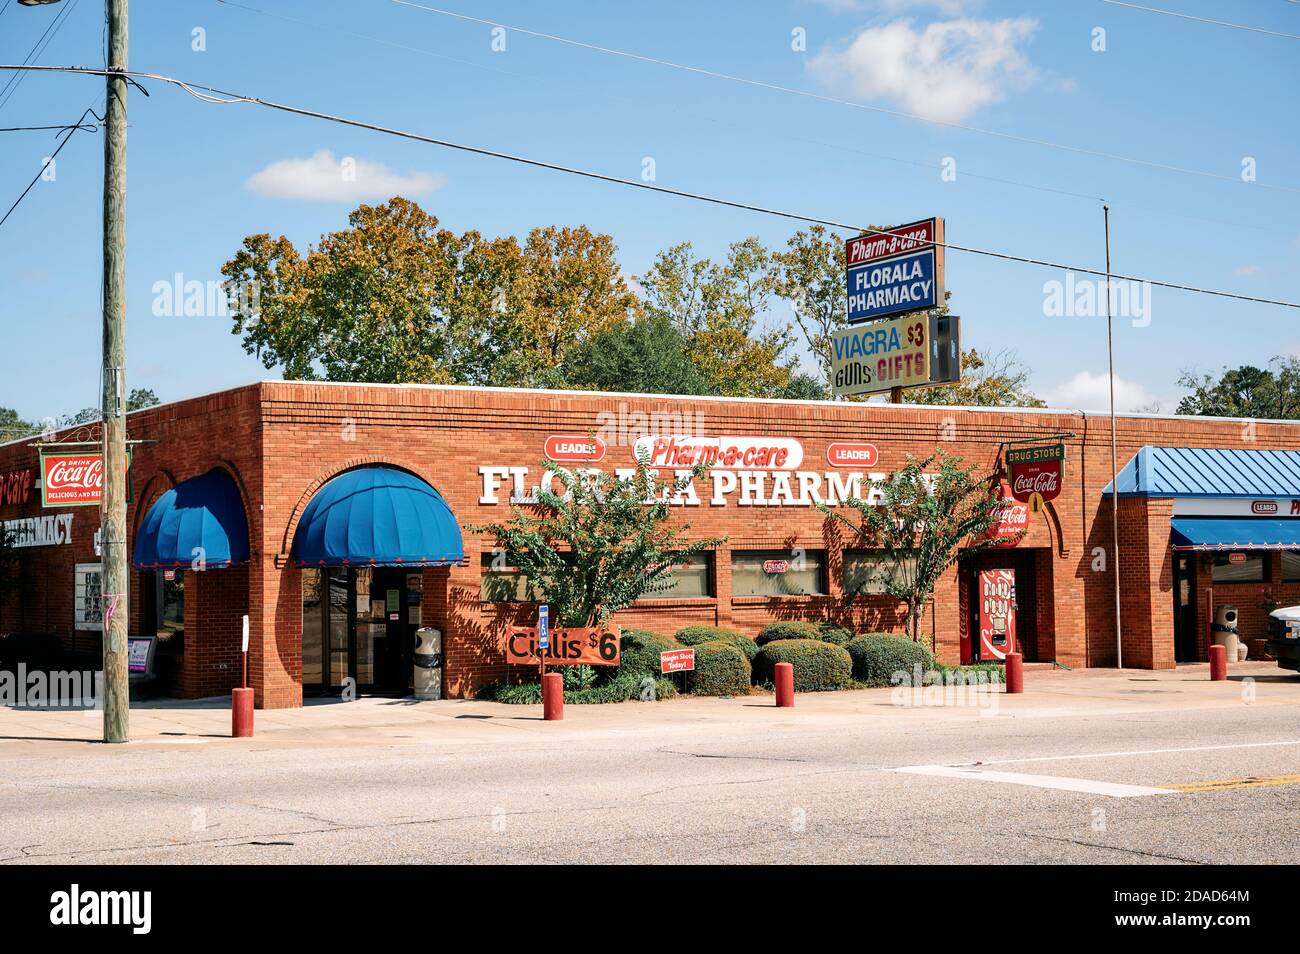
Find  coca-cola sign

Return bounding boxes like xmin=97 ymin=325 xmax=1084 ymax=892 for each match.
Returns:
xmin=41 ymin=452 xmax=104 ymax=507
xmin=1005 ymin=444 xmax=1065 ymax=505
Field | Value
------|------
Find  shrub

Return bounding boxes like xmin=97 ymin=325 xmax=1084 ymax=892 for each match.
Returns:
xmin=475 ymin=671 xmax=678 ymax=704
xmin=685 ymin=640 xmax=752 ymax=696
xmin=755 ymin=621 xmax=823 ymax=645
xmin=674 ymin=625 xmax=759 ymax=661
xmin=816 ymin=622 xmax=854 ymax=646
xmin=846 ymin=633 xmax=936 ymax=686
xmin=616 ymin=628 xmax=680 ymax=678
xmin=753 ymin=639 xmax=853 ymax=692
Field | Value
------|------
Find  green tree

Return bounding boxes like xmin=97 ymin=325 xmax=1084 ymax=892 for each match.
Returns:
xmin=819 ymin=451 xmax=1020 ymax=642
xmin=781 ymin=372 xmax=830 ymax=401
xmin=640 ymin=239 xmax=794 ymax=397
xmin=221 ymin=198 xmax=637 ymax=388
xmin=562 ymin=312 xmax=708 ymax=395
xmin=0 ymin=407 xmax=34 ymax=442
xmin=770 ymin=223 xmax=848 ymax=388
xmin=0 ymin=522 xmax=21 ymax=612
xmin=905 ymin=349 xmax=1045 ymax=408
xmin=472 ymin=456 xmax=725 ymax=627
xmin=1176 ymin=357 xmax=1300 ymax=419
xmin=127 ymin=388 xmax=160 ymax=410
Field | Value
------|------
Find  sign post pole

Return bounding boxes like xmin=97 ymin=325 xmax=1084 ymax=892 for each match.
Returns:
xmin=537 ymin=602 xmax=549 ymax=690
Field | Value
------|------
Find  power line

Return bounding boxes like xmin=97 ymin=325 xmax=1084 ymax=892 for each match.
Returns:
xmin=1 ymin=120 xmax=98 ymax=132
xmin=0 ymin=0 xmax=80 ymax=116
xmin=6 ymin=62 xmax=1296 ymax=312
xmin=0 ymin=104 xmax=99 ymax=230
xmin=388 ymin=0 xmax=1300 ymax=196
xmin=1100 ymin=1 xmax=1300 ymax=40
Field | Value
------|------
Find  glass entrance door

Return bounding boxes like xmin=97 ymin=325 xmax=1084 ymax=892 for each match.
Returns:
xmin=303 ymin=567 xmax=412 ymax=696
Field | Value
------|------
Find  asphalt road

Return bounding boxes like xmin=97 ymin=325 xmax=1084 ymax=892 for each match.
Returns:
xmin=1 ymin=665 xmax=1297 ymax=864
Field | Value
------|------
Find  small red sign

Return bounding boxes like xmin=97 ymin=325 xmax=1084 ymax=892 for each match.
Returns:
xmin=1228 ymin=552 xmax=1248 ymax=564
xmin=41 ymin=453 xmax=104 ymax=507
xmin=762 ymin=559 xmax=790 ymax=574
xmin=660 ymin=648 xmax=695 ymax=673
xmin=986 ymin=486 xmax=1028 ymax=548
xmin=1 ymin=468 xmax=34 ymax=507
xmin=544 ymin=435 xmax=606 ymax=463
xmin=846 ymin=218 xmax=938 ymax=268
xmin=826 ymin=442 xmax=879 ymax=468
xmin=1252 ymin=501 xmax=1278 ymax=515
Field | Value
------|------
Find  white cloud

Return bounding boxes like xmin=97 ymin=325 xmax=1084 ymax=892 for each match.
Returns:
xmin=808 ymin=17 xmax=1038 ymax=123
xmin=1233 ymin=264 xmax=1262 ymax=277
xmin=1046 ymin=371 xmax=1158 ymax=413
xmin=245 ymin=150 xmax=445 ymax=202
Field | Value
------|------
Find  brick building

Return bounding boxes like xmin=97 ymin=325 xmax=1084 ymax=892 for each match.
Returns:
xmin=3 ymin=380 xmax=1298 ymax=708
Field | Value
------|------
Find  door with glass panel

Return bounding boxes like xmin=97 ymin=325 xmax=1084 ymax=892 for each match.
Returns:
xmin=302 ymin=567 xmax=411 ymax=695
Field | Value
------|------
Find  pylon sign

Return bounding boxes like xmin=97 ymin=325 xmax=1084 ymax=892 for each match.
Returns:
xmin=845 ymin=218 xmax=945 ymax=323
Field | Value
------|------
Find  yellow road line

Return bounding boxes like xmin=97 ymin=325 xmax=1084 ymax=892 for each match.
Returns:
xmin=1162 ymin=773 xmax=1300 ymax=793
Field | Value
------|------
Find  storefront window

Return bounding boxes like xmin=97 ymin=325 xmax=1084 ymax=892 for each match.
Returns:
xmin=644 ymin=552 xmax=714 ymax=599
xmin=150 ymin=569 xmax=185 ymax=654
xmin=1211 ymin=552 xmax=1265 ymax=583
xmin=74 ymin=563 xmax=103 ymax=631
xmin=302 ymin=568 xmax=324 ymax=685
xmin=480 ymin=552 xmax=540 ymax=603
xmin=843 ymin=549 xmax=915 ymax=596
xmin=731 ymin=549 xmax=826 ymax=596
xmin=1283 ymin=551 xmax=1300 ymax=583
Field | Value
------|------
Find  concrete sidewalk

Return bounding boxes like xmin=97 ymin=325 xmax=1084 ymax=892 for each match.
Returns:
xmin=1 ymin=661 xmax=1294 ymax=751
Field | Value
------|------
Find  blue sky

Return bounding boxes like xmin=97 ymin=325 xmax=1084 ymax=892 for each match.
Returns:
xmin=1 ymin=0 xmax=1297 ymax=423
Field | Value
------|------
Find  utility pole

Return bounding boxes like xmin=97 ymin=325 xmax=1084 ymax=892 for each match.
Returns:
xmin=1104 ymin=204 xmax=1123 ymax=670
xmin=101 ymin=0 xmax=130 ymax=743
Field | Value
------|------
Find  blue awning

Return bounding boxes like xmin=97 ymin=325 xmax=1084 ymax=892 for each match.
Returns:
xmin=1170 ymin=517 xmax=1300 ymax=551
xmin=133 ymin=470 xmax=250 ymax=569
xmin=292 ymin=466 xmax=463 ymax=567
xmin=1106 ymin=446 xmax=1300 ymax=497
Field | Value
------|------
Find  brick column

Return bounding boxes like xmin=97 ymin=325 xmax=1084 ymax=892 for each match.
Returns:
xmin=1116 ymin=496 xmax=1175 ymax=669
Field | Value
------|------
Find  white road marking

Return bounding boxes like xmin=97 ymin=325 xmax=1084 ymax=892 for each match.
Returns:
xmin=955 ymin=739 xmax=1300 ymax=767
xmin=892 ymin=764 xmax=1181 ymax=798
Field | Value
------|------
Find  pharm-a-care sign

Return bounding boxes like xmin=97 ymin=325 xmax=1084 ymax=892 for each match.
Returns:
xmin=479 ymin=436 xmax=908 ymax=509
xmin=845 ymin=218 xmax=945 ymax=324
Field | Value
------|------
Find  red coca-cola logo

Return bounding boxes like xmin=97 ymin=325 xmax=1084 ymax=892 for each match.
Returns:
xmin=41 ymin=453 xmax=104 ymax=506
xmin=826 ymin=442 xmax=879 ymax=468
xmin=543 ymin=435 xmax=606 ymax=463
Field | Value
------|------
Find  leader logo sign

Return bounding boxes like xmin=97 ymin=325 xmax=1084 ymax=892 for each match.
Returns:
xmin=544 ymin=434 xmax=606 ymax=463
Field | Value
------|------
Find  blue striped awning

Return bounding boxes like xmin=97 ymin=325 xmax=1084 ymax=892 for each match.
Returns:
xmin=1105 ymin=446 xmax=1300 ymax=497
xmin=133 ymin=470 xmax=250 ymax=569
xmin=291 ymin=466 xmax=463 ymax=567
xmin=1170 ymin=517 xmax=1300 ymax=551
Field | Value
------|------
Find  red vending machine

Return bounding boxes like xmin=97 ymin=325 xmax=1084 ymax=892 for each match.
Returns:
xmin=977 ymin=568 xmax=1017 ymax=661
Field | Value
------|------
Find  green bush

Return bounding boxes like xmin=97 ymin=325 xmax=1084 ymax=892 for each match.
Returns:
xmin=616 ymin=628 xmax=680 ymax=678
xmin=753 ymin=639 xmax=853 ymax=692
xmin=755 ymin=621 xmax=824 ymax=645
xmin=685 ymin=640 xmax=752 ymax=696
xmin=846 ymin=633 xmax=936 ymax=686
xmin=816 ymin=622 xmax=854 ymax=646
xmin=475 ymin=671 xmax=678 ymax=704
xmin=674 ymin=625 xmax=759 ymax=661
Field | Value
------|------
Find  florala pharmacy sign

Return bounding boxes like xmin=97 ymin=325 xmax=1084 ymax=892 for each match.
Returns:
xmin=478 ymin=434 xmax=933 ymax=508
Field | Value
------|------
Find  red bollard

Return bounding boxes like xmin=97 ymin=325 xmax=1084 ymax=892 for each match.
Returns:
xmin=1005 ymin=652 xmax=1024 ymax=694
xmin=774 ymin=661 xmax=794 ymax=707
xmin=542 ymin=672 xmax=564 ymax=721
xmin=1209 ymin=644 xmax=1227 ymax=681
xmin=231 ymin=687 xmax=254 ymax=737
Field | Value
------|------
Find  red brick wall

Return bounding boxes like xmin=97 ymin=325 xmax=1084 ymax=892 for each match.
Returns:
xmin=7 ymin=380 xmax=1300 ymax=706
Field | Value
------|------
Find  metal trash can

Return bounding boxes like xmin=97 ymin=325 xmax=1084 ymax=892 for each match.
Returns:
xmin=413 ymin=627 xmax=442 ymax=701
xmin=1212 ymin=604 xmax=1239 ymax=666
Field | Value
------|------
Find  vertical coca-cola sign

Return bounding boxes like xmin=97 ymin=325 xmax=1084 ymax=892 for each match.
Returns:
xmin=1006 ymin=444 xmax=1065 ymax=507
xmin=40 ymin=452 xmax=105 ymax=507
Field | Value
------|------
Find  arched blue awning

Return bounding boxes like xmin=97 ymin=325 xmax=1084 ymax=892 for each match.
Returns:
xmin=291 ymin=466 xmax=464 ymax=567
xmin=133 ymin=469 xmax=250 ymax=569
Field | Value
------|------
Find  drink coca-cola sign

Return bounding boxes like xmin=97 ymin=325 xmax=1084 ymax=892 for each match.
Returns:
xmin=1005 ymin=444 xmax=1065 ymax=506
xmin=41 ymin=452 xmax=104 ymax=507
